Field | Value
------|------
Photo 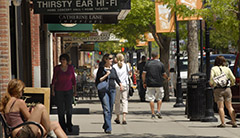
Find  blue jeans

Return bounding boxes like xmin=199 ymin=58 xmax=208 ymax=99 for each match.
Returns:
xmin=55 ymin=89 xmax=73 ymax=131
xmin=98 ymin=88 xmax=116 ymax=132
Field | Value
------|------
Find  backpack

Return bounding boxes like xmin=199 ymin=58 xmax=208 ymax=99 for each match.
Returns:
xmin=213 ymin=67 xmax=229 ymax=88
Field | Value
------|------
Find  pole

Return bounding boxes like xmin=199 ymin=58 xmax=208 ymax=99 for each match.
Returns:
xmin=201 ymin=21 xmax=218 ymax=122
xmin=174 ymin=12 xmax=185 ymax=107
xmin=148 ymin=41 xmax=152 ymax=60
xmin=199 ymin=20 xmax=203 ymax=73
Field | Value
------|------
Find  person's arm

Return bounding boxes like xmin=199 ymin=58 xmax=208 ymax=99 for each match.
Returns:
xmin=209 ymin=68 xmax=215 ymax=87
xmin=114 ymin=68 xmax=123 ymax=91
xmin=51 ymin=66 xmax=58 ymax=96
xmin=18 ymin=99 xmax=31 ymax=120
xmin=71 ymin=66 xmax=77 ymax=96
xmin=228 ymin=68 xmax=236 ymax=86
xmin=163 ymin=73 xmax=170 ymax=80
xmin=142 ymin=71 xmax=147 ymax=89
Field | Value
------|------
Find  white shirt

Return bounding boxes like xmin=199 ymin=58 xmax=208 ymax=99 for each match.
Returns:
xmin=113 ymin=63 xmax=130 ymax=85
xmin=93 ymin=68 xmax=98 ymax=79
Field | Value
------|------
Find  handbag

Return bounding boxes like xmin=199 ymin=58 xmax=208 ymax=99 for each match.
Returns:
xmin=213 ymin=67 xmax=229 ymax=88
xmin=97 ymin=70 xmax=110 ymax=92
xmin=126 ymin=64 xmax=134 ymax=96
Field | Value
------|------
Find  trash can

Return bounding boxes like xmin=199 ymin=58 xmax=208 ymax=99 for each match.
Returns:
xmin=187 ymin=73 xmax=206 ymax=121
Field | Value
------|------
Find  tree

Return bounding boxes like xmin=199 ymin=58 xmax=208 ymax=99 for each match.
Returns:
xmin=201 ymin=0 xmax=239 ymax=52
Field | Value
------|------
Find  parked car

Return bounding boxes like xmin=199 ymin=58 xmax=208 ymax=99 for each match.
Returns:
xmin=231 ymin=53 xmax=240 ymax=115
xmin=170 ymin=56 xmax=189 ymax=98
xmin=202 ymin=54 xmax=236 ymax=72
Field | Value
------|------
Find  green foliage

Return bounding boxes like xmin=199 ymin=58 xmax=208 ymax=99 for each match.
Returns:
xmin=95 ymin=0 xmax=240 ymax=52
xmin=201 ymin=0 xmax=239 ymax=50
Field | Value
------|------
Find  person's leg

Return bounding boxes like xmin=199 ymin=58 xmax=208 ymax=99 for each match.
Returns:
xmin=50 ymin=121 xmax=67 ymax=138
xmin=98 ymin=91 xmax=111 ymax=132
xmin=217 ymin=101 xmax=225 ymax=125
xmin=156 ymin=87 xmax=164 ymax=113
xmin=145 ymin=87 xmax=155 ymax=117
xmin=55 ymin=91 xmax=66 ymax=131
xmin=114 ymin=86 xmax=121 ymax=122
xmin=150 ymin=101 xmax=155 ymax=115
xmin=27 ymin=104 xmax=51 ymax=136
xmin=108 ymin=89 xmax=116 ymax=129
xmin=122 ymin=85 xmax=129 ymax=122
xmin=65 ymin=89 xmax=74 ymax=131
xmin=225 ymin=101 xmax=236 ymax=123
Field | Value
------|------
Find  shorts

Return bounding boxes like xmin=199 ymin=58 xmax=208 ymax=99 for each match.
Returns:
xmin=145 ymin=87 xmax=164 ymax=102
xmin=15 ymin=125 xmax=36 ymax=138
xmin=213 ymin=87 xmax=232 ymax=102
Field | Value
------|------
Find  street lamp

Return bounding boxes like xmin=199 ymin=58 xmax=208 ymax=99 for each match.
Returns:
xmin=201 ymin=0 xmax=217 ymax=122
xmin=201 ymin=21 xmax=218 ymax=122
xmin=173 ymin=12 xmax=185 ymax=107
xmin=10 ymin=0 xmax=22 ymax=6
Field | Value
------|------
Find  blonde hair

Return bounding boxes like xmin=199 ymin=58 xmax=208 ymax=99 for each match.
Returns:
xmin=0 ymin=79 xmax=25 ymax=113
xmin=116 ymin=53 xmax=124 ymax=68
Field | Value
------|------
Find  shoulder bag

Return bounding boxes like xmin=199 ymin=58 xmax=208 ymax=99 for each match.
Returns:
xmin=126 ymin=64 xmax=134 ymax=96
xmin=97 ymin=70 xmax=110 ymax=92
xmin=213 ymin=67 xmax=229 ymax=88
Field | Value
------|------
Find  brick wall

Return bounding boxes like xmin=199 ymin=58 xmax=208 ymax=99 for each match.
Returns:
xmin=0 ymin=0 xmax=11 ymax=93
xmin=30 ymin=10 xmax=41 ymax=87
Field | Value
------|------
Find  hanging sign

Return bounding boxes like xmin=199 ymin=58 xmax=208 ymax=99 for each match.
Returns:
xmin=43 ymin=14 xmax=118 ymax=24
xmin=33 ymin=0 xmax=120 ymax=14
xmin=177 ymin=0 xmax=202 ymax=21
xmin=155 ymin=2 xmax=175 ymax=33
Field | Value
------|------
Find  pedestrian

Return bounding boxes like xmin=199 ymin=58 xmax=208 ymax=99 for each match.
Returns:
xmin=209 ymin=55 xmax=237 ymax=127
xmin=137 ymin=55 xmax=147 ymax=102
xmin=0 ymin=79 xmax=67 ymax=138
xmin=113 ymin=53 xmax=131 ymax=125
xmin=142 ymin=52 xmax=170 ymax=119
xmin=51 ymin=53 xmax=77 ymax=132
xmin=95 ymin=53 xmax=123 ymax=134
xmin=93 ymin=64 xmax=99 ymax=80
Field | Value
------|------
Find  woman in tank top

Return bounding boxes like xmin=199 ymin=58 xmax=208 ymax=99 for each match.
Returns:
xmin=0 ymin=79 xmax=67 ymax=138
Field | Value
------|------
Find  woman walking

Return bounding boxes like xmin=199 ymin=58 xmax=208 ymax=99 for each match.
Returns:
xmin=95 ymin=53 xmax=123 ymax=134
xmin=52 ymin=53 xmax=77 ymax=132
xmin=209 ymin=55 xmax=237 ymax=127
xmin=113 ymin=53 xmax=131 ymax=125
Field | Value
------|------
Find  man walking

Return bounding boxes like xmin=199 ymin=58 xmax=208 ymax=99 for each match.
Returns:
xmin=142 ymin=52 xmax=169 ymax=119
xmin=137 ymin=56 xmax=147 ymax=102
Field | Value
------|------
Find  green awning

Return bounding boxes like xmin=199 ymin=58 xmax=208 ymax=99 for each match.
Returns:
xmin=48 ymin=24 xmax=92 ymax=32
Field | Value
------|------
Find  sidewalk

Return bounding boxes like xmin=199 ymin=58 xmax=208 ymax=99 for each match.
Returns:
xmin=50 ymin=93 xmax=240 ymax=138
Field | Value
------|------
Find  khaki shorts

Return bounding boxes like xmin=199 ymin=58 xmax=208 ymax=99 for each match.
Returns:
xmin=213 ymin=87 xmax=232 ymax=102
xmin=145 ymin=87 xmax=164 ymax=102
xmin=15 ymin=125 xmax=36 ymax=138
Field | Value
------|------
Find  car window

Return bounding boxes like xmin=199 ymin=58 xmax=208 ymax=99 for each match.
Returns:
xmin=180 ymin=59 xmax=188 ymax=71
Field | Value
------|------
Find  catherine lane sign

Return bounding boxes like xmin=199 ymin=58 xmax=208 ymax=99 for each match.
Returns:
xmin=33 ymin=0 xmax=120 ymax=14
xmin=43 ymin=14 xmax=118 ymax=24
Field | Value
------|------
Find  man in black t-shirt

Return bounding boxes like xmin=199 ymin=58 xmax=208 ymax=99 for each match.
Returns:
xmin=142 ymin=52 xmax=170 ymax=119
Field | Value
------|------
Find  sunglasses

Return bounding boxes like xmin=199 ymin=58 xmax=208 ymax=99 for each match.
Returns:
xmin=108 ymin=57 xmax=113 ymax=60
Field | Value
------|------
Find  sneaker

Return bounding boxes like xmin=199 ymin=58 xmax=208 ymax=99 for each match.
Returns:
xmin=151 ymin=114 xmax=156 ymax=119
xmin=156 ymin=112 xmax=162 ymax=119
xmin=217 ymin=124 xmax=226 ymax=128
xmin=232 ymin=122 xmax=238 ymax=128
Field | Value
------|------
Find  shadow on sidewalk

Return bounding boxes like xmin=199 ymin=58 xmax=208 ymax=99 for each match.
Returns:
xmin=69 ymin=133 xmax=222 ymax=138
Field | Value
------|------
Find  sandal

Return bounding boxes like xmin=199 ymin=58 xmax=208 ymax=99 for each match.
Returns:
xmin=217 ymin=124 xmax=225 ymax=128
xmin=114 ymin=119 xmax=120 ymax=124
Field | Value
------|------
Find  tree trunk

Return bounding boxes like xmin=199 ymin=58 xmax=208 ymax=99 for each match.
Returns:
xmin=159 ymin=35 xmax=171 ymax=101
xmin=187 ymin=20 xmax=199 ymax=77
